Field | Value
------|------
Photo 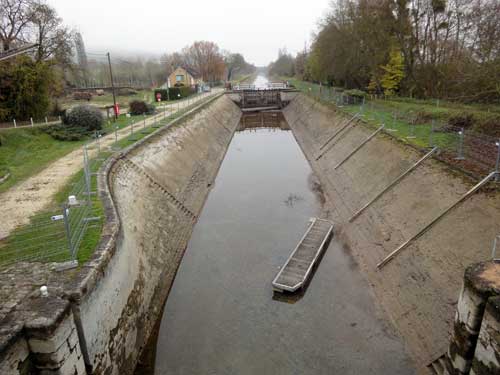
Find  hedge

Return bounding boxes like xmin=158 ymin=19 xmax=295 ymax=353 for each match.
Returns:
xmin=154 ymin=86 xmax=195 ymax=101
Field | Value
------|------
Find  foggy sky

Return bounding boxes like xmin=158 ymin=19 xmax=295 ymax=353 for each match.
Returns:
xmin=47 ymin=0 xmax=330 ymax=66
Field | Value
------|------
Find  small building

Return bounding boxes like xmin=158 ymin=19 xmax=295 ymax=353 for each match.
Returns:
xmin=167 ymin=66 xmax=201 ymax=88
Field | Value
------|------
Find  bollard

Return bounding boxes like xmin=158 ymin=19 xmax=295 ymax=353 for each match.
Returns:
xmin=444 ymin=261 xmax=500 ymax=374
xmin=13 ymin=119 xmax=17 ymax=128
xmin=30 ymin=117 xmax=34 ymax=127
xmin=45 ymin=116 xmax=48 ymax=124
xmin=456 ymin=128 xmax=465 ymax=160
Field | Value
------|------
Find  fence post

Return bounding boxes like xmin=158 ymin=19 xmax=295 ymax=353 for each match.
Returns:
xmin=455 ymin=128 xmax=465 ymax=160
xmin=429 ymin=119 xmax=435 ymax=147
xmin=386 ymin=112 xmax=397 ymax=132
xmin=62 ymin=204 xmax=74 ymax=259
xmin=495 ymin=140 xmax=500 ymax=182
xmin=83 ymin=145 xmax=91 ymax=205
xmin=407 ymin=120 xmax=416 ymax=139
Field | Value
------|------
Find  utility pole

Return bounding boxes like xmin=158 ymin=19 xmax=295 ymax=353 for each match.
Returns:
xmin=107 ymin=52 xmax=118 ymax=121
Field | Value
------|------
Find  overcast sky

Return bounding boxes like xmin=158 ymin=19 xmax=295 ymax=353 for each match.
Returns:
xmin=47 ymin=0 xmax=331 ymax=66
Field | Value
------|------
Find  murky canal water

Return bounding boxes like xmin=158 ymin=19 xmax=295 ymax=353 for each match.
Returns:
xmin=152 ymin=109 xmax=415 ymax=374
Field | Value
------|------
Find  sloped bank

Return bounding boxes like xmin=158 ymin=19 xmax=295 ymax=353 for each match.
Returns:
xmin=283 ymin=94 xmax=500 ymax=370
xmin=0 ymin=95 xmax=241 ymax=375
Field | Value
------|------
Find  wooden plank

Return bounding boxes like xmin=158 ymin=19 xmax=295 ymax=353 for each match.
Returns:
xmin=272 ymin=218 xmax=334 ymax=293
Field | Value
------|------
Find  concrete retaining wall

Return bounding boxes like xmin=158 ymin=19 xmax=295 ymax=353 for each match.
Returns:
xmin=0 ymin=95 xmax=241 ymax=374
xmin=283 ymin=94 xmax=500 ymax=369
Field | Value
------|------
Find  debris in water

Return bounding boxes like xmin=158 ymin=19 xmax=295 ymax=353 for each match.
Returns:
xmin=284 ymin=194 xmax=304 ymax=207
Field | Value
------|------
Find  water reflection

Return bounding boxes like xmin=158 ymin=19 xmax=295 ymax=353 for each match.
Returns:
xmin=238 ymin=112 xmax=289 ymax=132
xmin=252 ymin=74 xmax=269 ymax=89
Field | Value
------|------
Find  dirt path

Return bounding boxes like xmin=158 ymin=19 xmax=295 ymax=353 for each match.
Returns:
xmin=0 ymin=91 xmax=221 ymax=239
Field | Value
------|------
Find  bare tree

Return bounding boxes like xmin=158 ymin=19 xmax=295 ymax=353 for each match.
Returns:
xmin=31 ymin=2 xmax=73 ymax=65
xmin=0 ymin=0 xmax=34 ymax=51
xmin=183 ymin=41 xmax=226 ymax=82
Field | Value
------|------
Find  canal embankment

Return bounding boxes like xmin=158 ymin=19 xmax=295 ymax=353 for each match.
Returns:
xmin=283 ymin=93 xmax=500 ymax=368
xmin=0 ymin=95 xmax=241 ymax=375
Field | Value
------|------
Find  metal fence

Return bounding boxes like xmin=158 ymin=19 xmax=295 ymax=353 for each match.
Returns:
xmin=0 ymin=91 xmax=218 ymax=269
xmin=300 ymin=85 xmax=500 ymax=179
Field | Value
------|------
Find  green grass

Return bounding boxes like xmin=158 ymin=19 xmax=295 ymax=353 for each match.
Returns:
xmin=286 ymin=77 xmax=498 ymax=151
xmin=0 ymin=128 xmax=86 ymax=193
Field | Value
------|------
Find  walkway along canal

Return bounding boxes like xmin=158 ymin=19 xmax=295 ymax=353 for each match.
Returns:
xmin=150 ymin=111 xmax=415 ymax=374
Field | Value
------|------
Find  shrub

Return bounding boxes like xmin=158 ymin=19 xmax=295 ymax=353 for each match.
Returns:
xmin=448 ymin=112 xmax=475 ymax=129
xmin=66 ymin=105 xmax=103 ymax=132
xmin=73 ymin=91 xmax=93 ymax=101
xmin=154 ymin=87 xmax=194 ymax=101
xmin=344 ymin=89 xmax=367 ymax=99
xmin=42 ymin=123 xmax=89 ymax=141
xmin=129 ymin=100 xmax=155 ymax=115
xmin=474 ymin=116 xmax=500 ymax=137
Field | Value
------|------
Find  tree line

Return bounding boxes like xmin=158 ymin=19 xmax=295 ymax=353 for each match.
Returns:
xmin=0 ymin=0 xmax=255 ymax=122
xmin=270 ymin=0 xmax=500 ymax=103
xmin=80 ymin=43 xmax=256 ymax=89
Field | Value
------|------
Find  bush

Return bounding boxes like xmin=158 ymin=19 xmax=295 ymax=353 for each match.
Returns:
xmin=344 ymin=89 xmax=367 ymax=99
xmin=474 ymin=116 xmax=500 ymax=137
xmin=66 ymin=105 xmax=103 ymax=131
xmin=129 ymin=100 xmax=155 ymax=115
xmin=154 ymin=87 xmax=194 ymax=101
xmin=73 ymin=91 xmax=92 ymax=101
xmin=42 ymin=123 xmax=89 ymax=141
xmin=448 ymin=112 xmax=475 ymax=129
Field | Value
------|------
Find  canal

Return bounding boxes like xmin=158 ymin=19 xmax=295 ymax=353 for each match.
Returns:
xmin=152 ymin=81 xmax=415 ymax=374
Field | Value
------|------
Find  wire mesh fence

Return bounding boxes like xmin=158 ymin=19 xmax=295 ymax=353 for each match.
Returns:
xmin=0 ymin=91 xmax=219 ymax=269
xmin=298 ymin=84 xmax=500 ymax=179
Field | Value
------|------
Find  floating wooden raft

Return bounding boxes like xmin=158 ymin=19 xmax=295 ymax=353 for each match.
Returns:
xmin=272 ymin=218 xmax=334 ymax=293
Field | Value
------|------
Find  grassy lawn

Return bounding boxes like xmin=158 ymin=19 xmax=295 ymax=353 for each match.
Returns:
xmin=0 ymin=92 xmax=219 ymax=268
xmin=0 ymin=128 xmax=86 ymax=194
xmin=286 ymin=77 xmax=499 ymax=149
xmin=286 ymin=77 xmax=500 ymax=134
